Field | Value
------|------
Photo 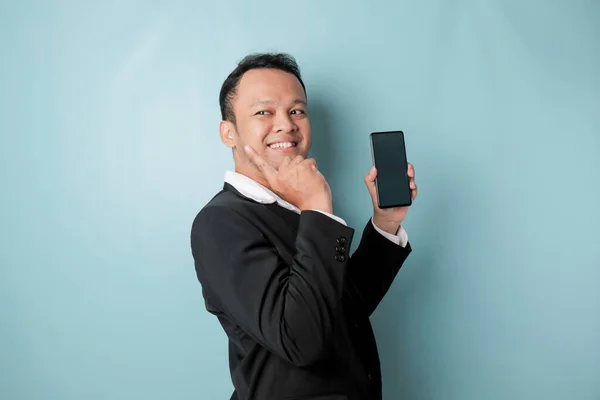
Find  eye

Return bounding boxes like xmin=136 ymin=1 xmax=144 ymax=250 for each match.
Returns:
xmin=290 ymin=109 xmax=306 ymax=115
xmin=255 ymin=110 xmax=271 ymax=115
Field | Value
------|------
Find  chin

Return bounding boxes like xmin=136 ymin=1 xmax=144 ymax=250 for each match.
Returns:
xmin=295 ymin=146 xmax=309 ymax=158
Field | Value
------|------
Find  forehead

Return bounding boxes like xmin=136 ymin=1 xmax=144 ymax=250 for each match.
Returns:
xmin=235 ymin=68 xmax=306 ymax=105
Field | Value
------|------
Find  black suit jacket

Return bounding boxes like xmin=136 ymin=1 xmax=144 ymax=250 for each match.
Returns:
xmin=190 ymin=183 xmax=411 ymax=400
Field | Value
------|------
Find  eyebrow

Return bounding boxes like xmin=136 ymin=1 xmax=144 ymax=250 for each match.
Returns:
xmin=250 ymin=99 xmax=307 ymax=107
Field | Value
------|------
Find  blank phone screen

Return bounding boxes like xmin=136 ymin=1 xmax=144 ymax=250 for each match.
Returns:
xmin=370 ymin=131 xmax=411 ymax=208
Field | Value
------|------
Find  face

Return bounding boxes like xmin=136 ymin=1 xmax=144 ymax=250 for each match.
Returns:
xmin=220 ymin=68 xmax=311 ymax=178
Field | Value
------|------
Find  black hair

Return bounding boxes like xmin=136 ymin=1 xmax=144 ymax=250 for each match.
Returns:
xmin=219 ymin=52 xmax=306 ymax=123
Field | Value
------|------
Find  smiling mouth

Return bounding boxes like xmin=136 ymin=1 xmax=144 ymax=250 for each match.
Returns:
xmin=268 ymin=142 xmax=297 ymax=149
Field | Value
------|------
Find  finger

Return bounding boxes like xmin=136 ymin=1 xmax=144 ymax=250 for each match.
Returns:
xmin=303 ymin=158 xmax=317 ymax=169
xmin=364 ymin=166 xmax=378 ymax=202
xmin=410 ymin=179 xmax=417 ymax=189
xmin=279 ymin=156 xmax=292 ymax=170
xmin=309 ymin=160 xmax=317 ymax=172
xmin=290 ymin=155 xmax=304 ymax=167
xmin=365 ymin=166 xmax=377 ymax=182
xmin=245 ymin=145 xmax=277 ymax=182
xmin=411 ymin=185 xmax=418 ymax=201
xmin=407 ymin=163 xmax=415 ymax=178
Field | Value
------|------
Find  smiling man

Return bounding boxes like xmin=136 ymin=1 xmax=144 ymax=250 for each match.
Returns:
xmin=190 ymin=53 xmax=418 ymax=400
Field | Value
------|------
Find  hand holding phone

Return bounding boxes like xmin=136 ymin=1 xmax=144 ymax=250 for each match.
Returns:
xmin=366 ymin=130 xmax=417 ymax=235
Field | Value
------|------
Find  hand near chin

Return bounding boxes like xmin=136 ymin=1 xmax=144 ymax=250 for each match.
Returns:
xmin=244 ymin=146 xmax=333 ymax=214
xmin=364 ymin=163 xmax=418 ymax=235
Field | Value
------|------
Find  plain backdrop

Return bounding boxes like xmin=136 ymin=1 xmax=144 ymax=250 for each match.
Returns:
xmin=1 ymin=1 xmax=599 ymax=399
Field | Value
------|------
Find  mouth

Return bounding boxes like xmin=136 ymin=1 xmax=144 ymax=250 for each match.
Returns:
xmin=268 ymin=141 xmax=298 ymax=151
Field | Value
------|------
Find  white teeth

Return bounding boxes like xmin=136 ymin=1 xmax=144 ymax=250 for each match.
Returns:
xmin=269 ymin=142 xmax=296 ymax=149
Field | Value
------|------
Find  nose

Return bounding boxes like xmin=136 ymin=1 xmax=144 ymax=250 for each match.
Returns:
xmin=273 ymin=112 xmax=297 ymax=133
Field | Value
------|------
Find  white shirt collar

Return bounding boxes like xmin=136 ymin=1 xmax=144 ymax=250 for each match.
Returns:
xmin=224 ymin=171 xmax=300 ymax=214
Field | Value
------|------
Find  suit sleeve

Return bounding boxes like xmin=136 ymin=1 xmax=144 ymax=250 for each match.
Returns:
xmin=345 ymin=219 xmax=412 ymax=318
xmin=191 ymin=206 xmax=354 ymax=367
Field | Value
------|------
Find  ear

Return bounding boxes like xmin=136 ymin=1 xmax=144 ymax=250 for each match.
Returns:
xmin=219 ymin=120 xmax=236 ymax=148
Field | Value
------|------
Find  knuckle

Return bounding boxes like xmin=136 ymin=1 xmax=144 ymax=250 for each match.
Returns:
xmin=304 ymin=159 xmax=317 ymax=168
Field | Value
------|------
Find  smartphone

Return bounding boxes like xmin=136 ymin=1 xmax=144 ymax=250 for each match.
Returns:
xmin=369 ymin=130 xmax=412 ymax=208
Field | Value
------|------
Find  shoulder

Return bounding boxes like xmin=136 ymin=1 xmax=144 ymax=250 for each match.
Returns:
xmin=191 ymin=188 xmax=263 ymax=235
xmin=190 ymin=189 xmax=273 ymax=262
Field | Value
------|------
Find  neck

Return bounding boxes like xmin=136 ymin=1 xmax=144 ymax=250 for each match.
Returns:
xmin=234 ymin=165 xmax=271 ymax=190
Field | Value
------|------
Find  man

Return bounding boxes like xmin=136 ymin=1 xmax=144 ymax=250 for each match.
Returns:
xmin=190 ymin=53 xmax=418 ymax=400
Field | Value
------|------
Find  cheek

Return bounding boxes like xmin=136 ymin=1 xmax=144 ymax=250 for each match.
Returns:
xmin=299 ymin=121 xmax=311 ymax=145
xmin=237 ymin=120 xmax=271 ymax=143
xmin=247 ymin=121 xmax=272 ymax=143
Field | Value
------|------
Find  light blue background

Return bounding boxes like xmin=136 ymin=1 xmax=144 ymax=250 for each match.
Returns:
xmin=1 ymin=1 xmax=599 ymax=399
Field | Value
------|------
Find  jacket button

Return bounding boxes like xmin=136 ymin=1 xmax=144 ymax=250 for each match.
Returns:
xmin=336 ymin=237 xmax=347 ymax=245
xmin=335 ymin=254 xmax=345 ymax=262
xmin=336 ymin=246 xmax=346 ymax=254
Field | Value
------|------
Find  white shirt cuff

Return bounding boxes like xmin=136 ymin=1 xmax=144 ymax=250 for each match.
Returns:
xmin=371 ymin=217 xmax=408 ymax=247
xmin=312 ymin=210 xmax=348 ymax=226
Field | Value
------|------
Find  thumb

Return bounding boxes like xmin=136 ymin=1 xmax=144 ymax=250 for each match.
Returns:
xmin=365 ymin=166 xmax=377 ymax=181
xmin=364 ymin=166 xmax=377 ymax=199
